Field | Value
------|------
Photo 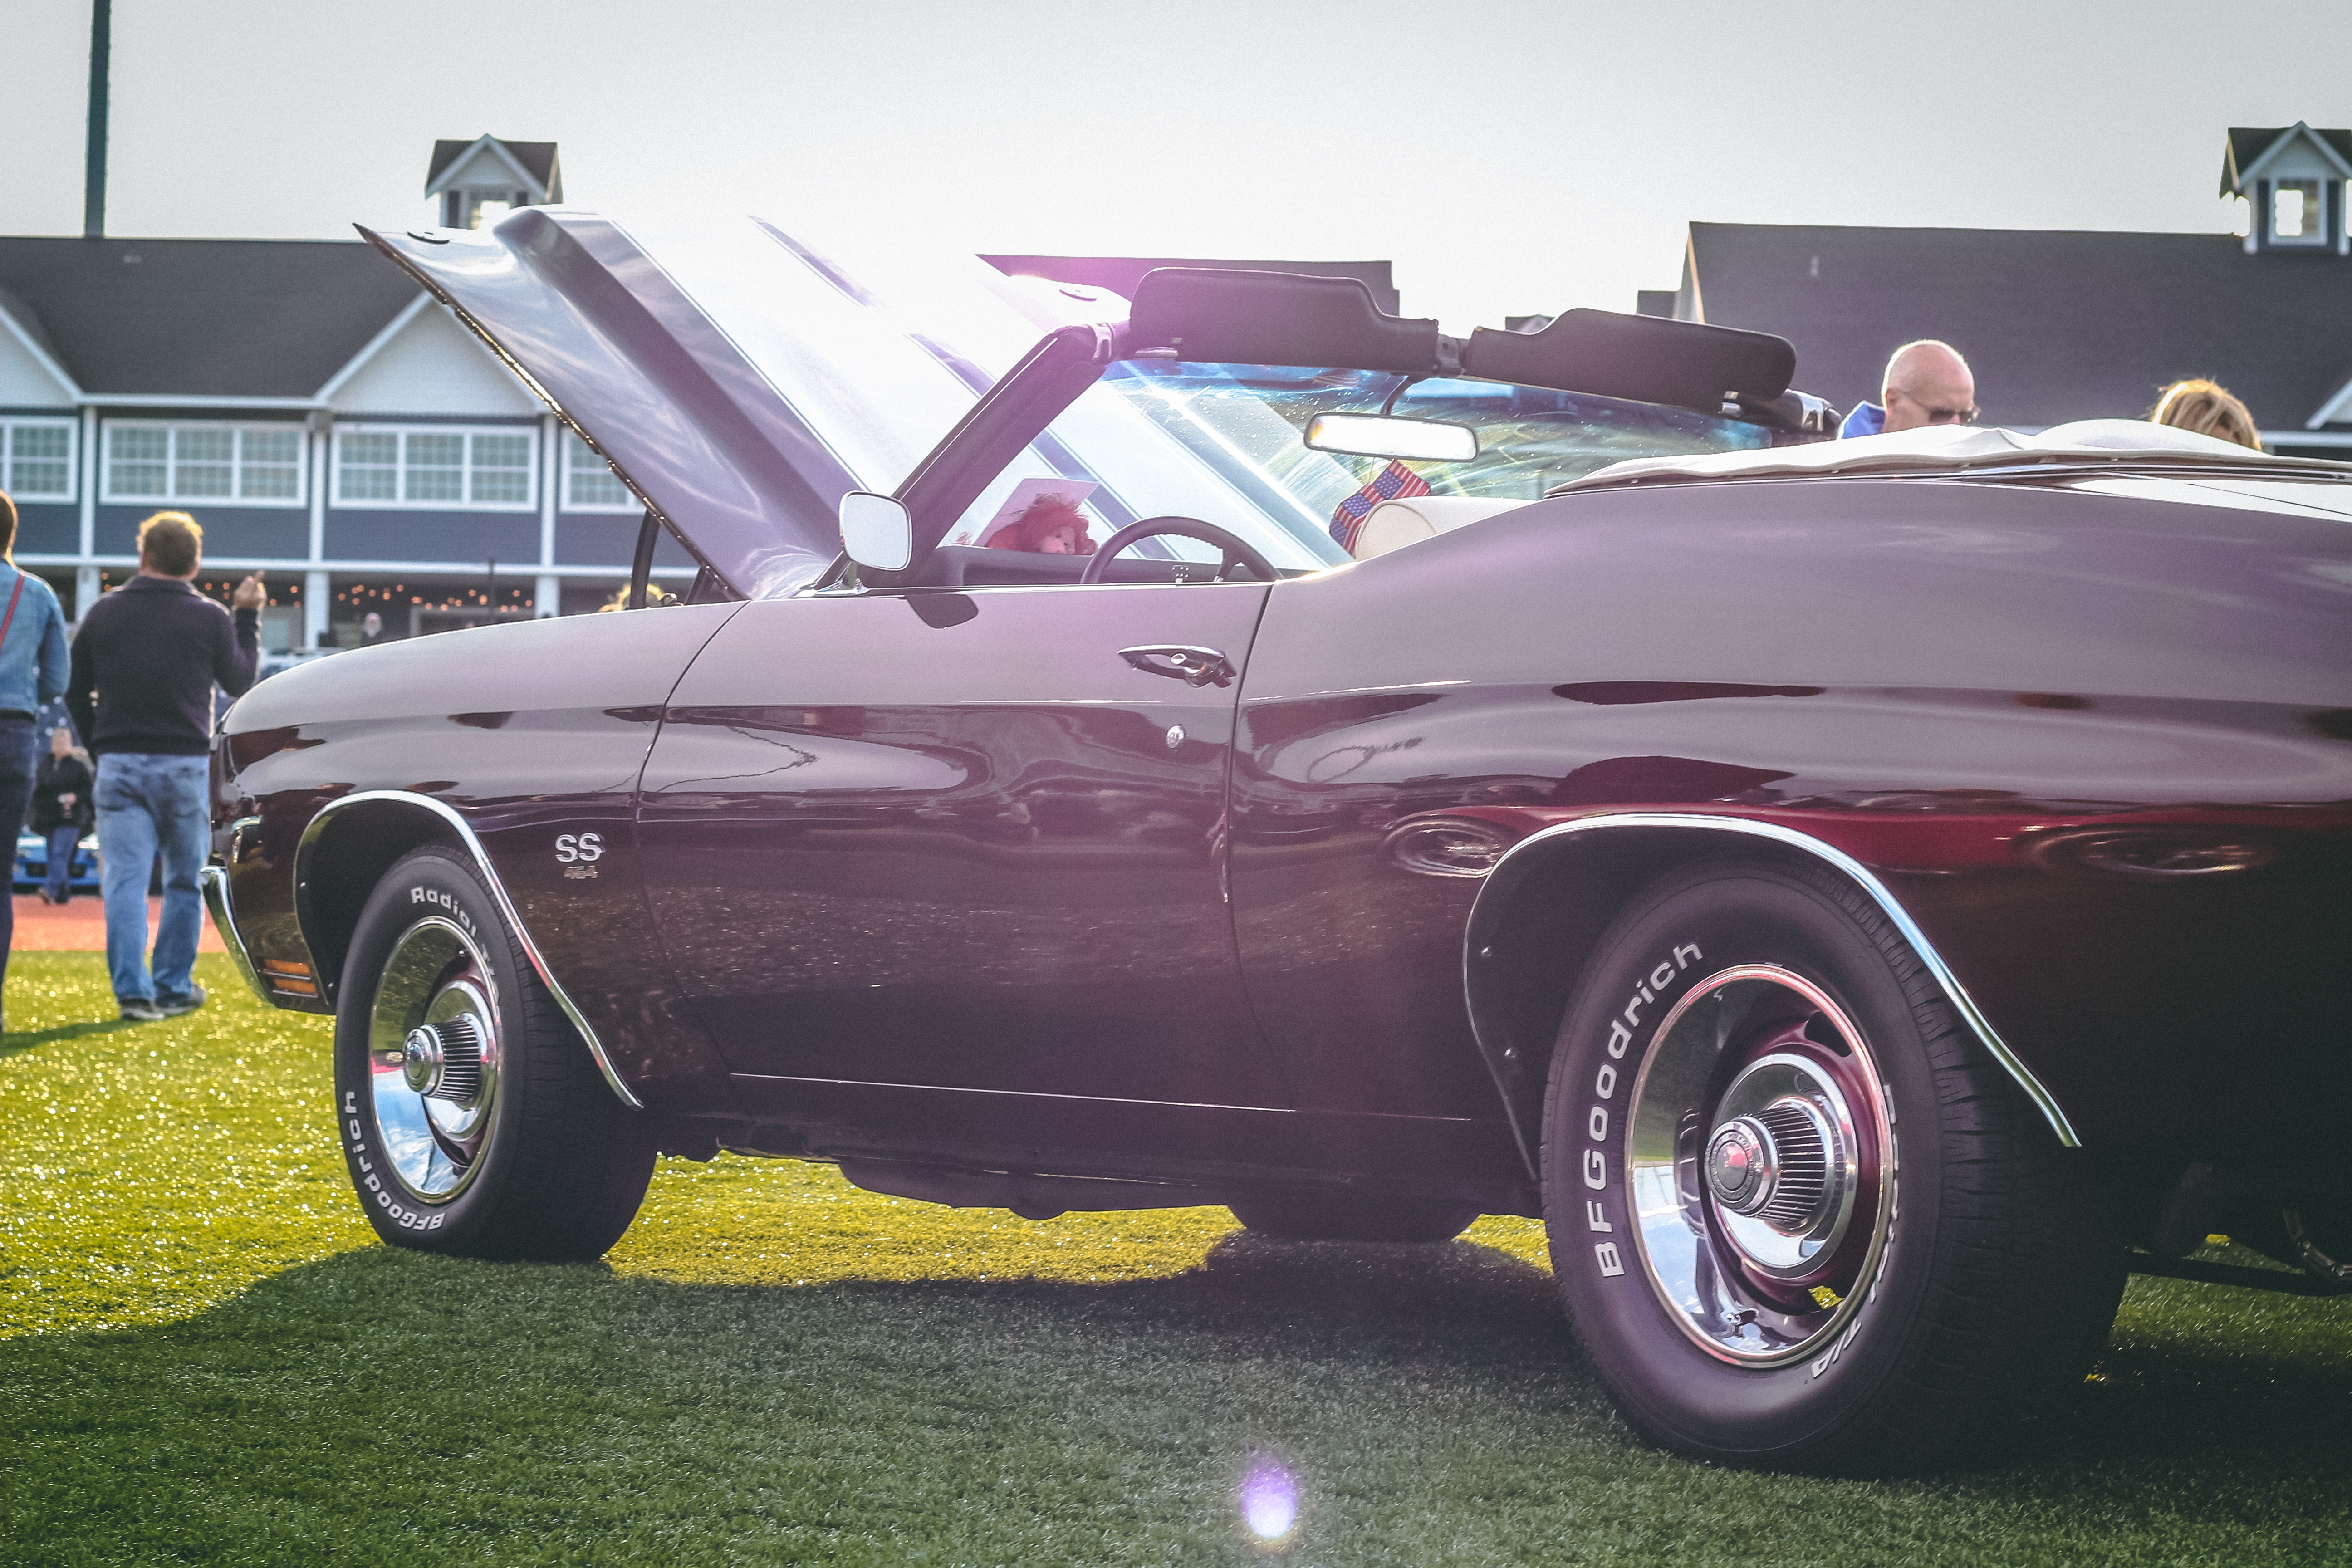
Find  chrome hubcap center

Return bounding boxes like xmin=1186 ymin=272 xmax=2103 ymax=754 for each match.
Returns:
xmin=401 ymin=1026 xmax=441 ymax=1092
xmin=1705 ymin=1117 xmax=1772 ymax=1211
xmin=1705 ymin=1054 xmax=1858 ymax=1274
xmin=402 ymin=1014 xmax=485 ymax=1103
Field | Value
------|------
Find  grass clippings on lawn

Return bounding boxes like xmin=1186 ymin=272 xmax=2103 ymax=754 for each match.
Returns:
xmin=2 ymin=951 xmax=2349 ymax=1567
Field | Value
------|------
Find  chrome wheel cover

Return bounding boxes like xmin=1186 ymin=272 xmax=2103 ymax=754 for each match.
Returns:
xmin=1625 ymin=965 xmax=1894 ymax=1366
xmin=366 ymin=916 xmax=503 ymax=1202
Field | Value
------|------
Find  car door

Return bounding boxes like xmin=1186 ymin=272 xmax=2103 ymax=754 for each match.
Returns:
xmin=634 ymin=580 xmax=1290 ymax=1118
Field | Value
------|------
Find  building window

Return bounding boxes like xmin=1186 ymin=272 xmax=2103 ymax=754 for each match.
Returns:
xmin=0 ymin=418 xmax=76 ymax=501
xmin=2271 ymin=179 xmax=2323 ymax=244
xmin=561 ymin=430 xmax=637 ymax=511
xmin=101 ymin=421 xmax=305 ymax=507
xmin=333 ymin=424 xmax=538 ymax=510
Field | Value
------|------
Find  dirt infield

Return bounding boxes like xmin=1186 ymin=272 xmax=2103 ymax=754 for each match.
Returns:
xmin=7 ymin=892 xmax=226 ymax=952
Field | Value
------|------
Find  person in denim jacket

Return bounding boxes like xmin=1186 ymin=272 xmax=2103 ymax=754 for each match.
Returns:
xmin=0 ymin=491 xmax=72 ymax=1031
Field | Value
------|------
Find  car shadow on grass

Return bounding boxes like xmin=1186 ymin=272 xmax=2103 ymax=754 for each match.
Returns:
xmin=4 ymin=1238 xmax=2349 ymax=1561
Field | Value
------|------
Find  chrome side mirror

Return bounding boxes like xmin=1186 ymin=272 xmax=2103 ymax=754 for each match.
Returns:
xmin=839 ymin=490 xmax=913 ymax=573
xmin=1304 ymin=412 xmax=1478 ymax=464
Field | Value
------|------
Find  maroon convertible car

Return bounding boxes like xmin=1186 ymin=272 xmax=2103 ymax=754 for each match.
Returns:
xmin=205 ymin=210 xmax=2351 ymax=1473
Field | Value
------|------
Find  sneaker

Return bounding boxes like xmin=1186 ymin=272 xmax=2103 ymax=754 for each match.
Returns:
xmin=156 ymin=984 xmax=207 ymax=1018
xmin=119 ymin=1000 xmax=166 ymax=1022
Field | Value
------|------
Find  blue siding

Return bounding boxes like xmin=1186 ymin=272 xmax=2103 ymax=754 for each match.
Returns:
xmin=325 ymin=511 xmax=539 ymax=564
xmin=97 ymin=505 xmax=308 ymax=560
xmin=555 ymin=514 xmax=694 ymax=568
xmin=11 ymin=502 xmax=78 ymax=556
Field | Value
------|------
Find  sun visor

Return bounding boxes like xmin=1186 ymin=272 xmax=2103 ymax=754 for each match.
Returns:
xmin=360 ymin=211 xmax=854 ymax=599
xmin=1461 ymin=309 xmax=1796 ymax=410
xmin=1127 ymin=269 xmax=1441 ymax=374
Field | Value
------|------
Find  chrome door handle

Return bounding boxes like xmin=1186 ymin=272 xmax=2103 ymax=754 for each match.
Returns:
xmin=1118 ymin=644 xmax=1235 ymax=687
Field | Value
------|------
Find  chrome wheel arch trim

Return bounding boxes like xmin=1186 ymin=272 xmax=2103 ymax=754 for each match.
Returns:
xmin=1462 ymin=812 xmax=2080 ymax=1157
xmin=294 ymin=789 xmax=646 ymax=1110
xmin=200 ymin=864 xmax=274 ymax=1005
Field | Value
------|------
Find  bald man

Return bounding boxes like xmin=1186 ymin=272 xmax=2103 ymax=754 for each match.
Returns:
xmin=1838 ymin=341 xmax=1979 ymax=437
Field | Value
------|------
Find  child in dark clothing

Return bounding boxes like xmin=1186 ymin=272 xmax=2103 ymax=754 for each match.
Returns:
xmin=30 ymin=727 xmax=93 ymax=903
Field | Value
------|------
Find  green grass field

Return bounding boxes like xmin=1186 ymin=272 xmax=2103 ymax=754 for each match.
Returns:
xmin=3 ymin=951 xmax=2348 ymax=1566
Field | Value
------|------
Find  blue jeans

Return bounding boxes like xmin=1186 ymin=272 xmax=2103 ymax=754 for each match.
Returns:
xmin=96 ymin=752 xmax=210 ymax=1006
xmin=44 ymin=825 xmax=81 ymax=900
xmin=0 ymin=718 xmax=37 ymax=1007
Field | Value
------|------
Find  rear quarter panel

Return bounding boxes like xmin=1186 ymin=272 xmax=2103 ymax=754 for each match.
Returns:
xmin=1231 ymin=475 xmax=2352 ymax=1160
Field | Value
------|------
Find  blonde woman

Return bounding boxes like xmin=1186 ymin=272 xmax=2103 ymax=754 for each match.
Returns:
xmin=2151 ymin=380 xmax=2261 ymax=449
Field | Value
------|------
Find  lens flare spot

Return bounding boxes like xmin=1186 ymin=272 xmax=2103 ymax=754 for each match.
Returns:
xmin=1237 ymin=1457 xmax=1298 ymax=1544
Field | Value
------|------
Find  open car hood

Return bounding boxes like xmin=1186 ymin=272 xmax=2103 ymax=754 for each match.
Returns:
xmin=364 ymin=209 xmax=1060 ymax=598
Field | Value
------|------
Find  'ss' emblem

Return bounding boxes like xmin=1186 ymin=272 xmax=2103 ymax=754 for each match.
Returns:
xmin=555 ymin=832 xmax=604 ymax=879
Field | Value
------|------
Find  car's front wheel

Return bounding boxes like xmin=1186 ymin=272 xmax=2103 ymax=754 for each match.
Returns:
xmin=333 ymin=845 xmax=656 ymax=1260
xmin=1544 ymin=859 xmax=2123 ymax=1473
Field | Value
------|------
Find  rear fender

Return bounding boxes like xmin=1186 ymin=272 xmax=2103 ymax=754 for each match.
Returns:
xmin=1461 ymin=813 xmax=2079 ymax=1178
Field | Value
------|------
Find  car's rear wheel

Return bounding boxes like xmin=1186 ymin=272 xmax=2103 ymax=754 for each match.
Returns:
xmin=1228 ymin=1192 xmax=1479 ymax=1243
xmin=1543 ymin=859 xmax=2122 ymax=1473
xmin=332 ymin=845 xmax=656 ymax=1260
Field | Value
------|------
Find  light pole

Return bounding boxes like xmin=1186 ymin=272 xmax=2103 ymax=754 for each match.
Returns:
xmin=83 ymin=0 xmax=110 ymax=240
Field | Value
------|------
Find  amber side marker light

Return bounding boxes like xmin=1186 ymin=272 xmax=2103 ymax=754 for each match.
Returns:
xmin=260 ymin=959 xmax=317 ymax=996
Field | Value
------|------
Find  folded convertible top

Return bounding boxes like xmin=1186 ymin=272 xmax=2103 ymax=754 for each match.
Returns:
xmin=1126 ymin=268 xmax=1796 ymax=409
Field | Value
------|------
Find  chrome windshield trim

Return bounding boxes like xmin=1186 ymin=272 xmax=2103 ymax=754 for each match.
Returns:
xmin=200 ymin=865 xmax=272 ymax=1006
xmin=294 ymin=789 xmax=646 ymax=1110
xmin=1467 ymin=811 xmax=2081 ymax=1148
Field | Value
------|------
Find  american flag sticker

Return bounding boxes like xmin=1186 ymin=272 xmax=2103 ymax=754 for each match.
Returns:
xmin=1329 ymin=460 xmax=1433 ymax=554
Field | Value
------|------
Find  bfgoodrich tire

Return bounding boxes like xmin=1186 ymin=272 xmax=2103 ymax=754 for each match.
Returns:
xmin=1543 ymin=859 xmax=2122 ymax=1474
xmin=333 ymin=845 xmax=656 ymax=1260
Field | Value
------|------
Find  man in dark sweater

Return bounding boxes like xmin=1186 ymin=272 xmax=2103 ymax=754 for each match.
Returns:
xmin=67 ymin=511 xmax=263 ymax=1021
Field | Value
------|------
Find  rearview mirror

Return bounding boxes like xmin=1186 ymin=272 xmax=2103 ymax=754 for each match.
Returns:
xmin=1304 ymin=412 xmax=1478 ymax=464
xmin=839 ymin=490 xmax=913 ymax=573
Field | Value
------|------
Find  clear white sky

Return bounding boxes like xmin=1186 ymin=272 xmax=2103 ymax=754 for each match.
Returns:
xmin=1 ymin=0 xmax=2344 ymax=331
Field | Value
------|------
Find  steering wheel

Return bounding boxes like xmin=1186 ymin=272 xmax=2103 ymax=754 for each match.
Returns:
xmin=1080 ymin=516 xmax=1279 ymax=586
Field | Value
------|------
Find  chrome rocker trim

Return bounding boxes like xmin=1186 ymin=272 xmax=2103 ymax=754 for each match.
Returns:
xmin=1465 ymin=812 xmax=2081 ymax=1148
xmin=200 ymin=864 xmax=273 ymax=1005
xmin=294 ymin=790 xmax=647 ymax=1111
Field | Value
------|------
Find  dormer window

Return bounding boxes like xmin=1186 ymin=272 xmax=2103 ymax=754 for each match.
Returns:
xmin=2273 ymin=180 xmax=2321 ymax=243
xmin=425 ymin=136 xmax=563 ymax=233
xmin=2223 ymin=123 xmax=2352 ymax=255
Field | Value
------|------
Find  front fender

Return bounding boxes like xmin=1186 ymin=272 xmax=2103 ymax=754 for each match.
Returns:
xmin=290 ymin=791 xmax=647 ymax=1109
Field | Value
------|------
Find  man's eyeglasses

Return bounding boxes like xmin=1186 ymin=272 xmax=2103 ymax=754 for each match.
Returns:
xmin=1889 ymin=387 xmax=1979 ymax=425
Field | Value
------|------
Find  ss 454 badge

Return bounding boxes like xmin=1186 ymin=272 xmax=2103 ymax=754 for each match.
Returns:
xmin=556 ymin=832 xmax=603 ymax=880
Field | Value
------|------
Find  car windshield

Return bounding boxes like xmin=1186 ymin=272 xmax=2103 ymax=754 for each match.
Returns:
xmin=974 ymin=362 xmax=1773 ymax=568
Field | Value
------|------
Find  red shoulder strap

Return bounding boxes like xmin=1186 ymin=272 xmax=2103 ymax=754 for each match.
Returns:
xmin=0 ymin=571 xmax=27 ymax=652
